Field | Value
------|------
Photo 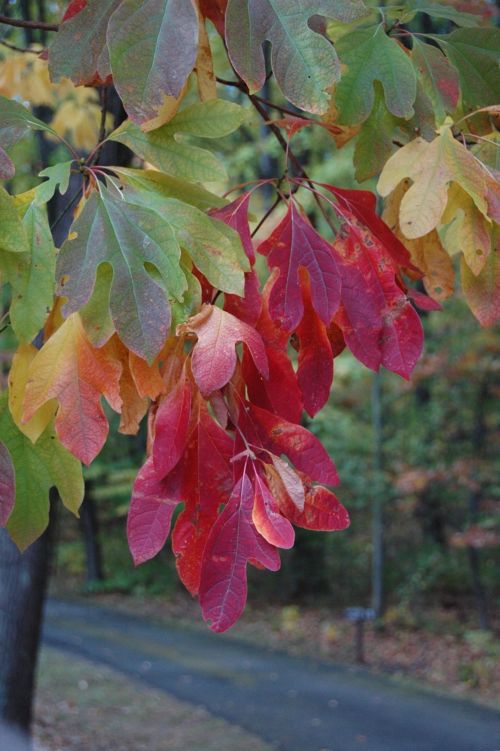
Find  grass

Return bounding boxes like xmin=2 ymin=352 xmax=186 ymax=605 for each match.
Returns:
xmin=34 ymin=647 xmax=274 ymax=751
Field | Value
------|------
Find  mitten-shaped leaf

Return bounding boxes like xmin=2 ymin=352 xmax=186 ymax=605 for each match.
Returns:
xmin=225 ymin=0 xmax=367 ymax=114
xmin=180 ymin=305 xmax=268 ymax=396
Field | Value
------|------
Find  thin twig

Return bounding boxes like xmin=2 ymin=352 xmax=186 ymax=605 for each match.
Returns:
xmin=247 ymin=92 xmax=337 ymax=233
xmin=251 ymin=193 xmax=283 ymax=237
xmin=90 ymin=87 xmax=109 ymax=166
xmin=0 ymin=14 xmax=58 ymax=32
xmin=0 ymin=38 xmax=41 ymax=53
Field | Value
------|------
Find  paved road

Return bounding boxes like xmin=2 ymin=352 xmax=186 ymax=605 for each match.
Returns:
xmin=43 ymin=600 xmax=500 ymax=751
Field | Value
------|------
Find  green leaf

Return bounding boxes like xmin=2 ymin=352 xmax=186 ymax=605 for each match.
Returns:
xmin=107 ymin=0 xmax=199 ymax=126
xmin=411 ymin=39 xmax=460 ymax=125
xmin=0 ymin=393 xmax=84 ymax=551
xmin=109 ymin=100 xmax=247 ymax=183
xmin=435 ymin=28 xmax=500 ymax=110
xmin=4 ymin=202 xmax=56 ymax=342
xmin=122 ymin=185 xmax=249 ymax=294
xmin=49 ymin=0 xmax=121 ymax=86
xmin=79 ymin=265 xmax=115 ymax=347
xmin=56 ymin=186 xmax=188 ymax=361
xmin=35 ymin=161 xmax=73 ymax=206
xmin=112 ymin=168 xmax=227 ymax=211
xmin=395 ymin=0 xmax=480 ymax=27
xmin=354 ymin=85 xmax=401 ymax=183
xmin=335 ymin=25 xmax=417 ymax=125
xmin=225 ymin=0 xmax=368 ymax=114
xmin=0 ymin=187 xmax=29 ymax=254
xmin=0 ymin=95 xmax=56 ymax=137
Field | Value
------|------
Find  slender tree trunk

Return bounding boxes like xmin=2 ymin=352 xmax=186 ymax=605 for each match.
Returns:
xmin=0 ymin=40 xmax=131 ymax=735
xmin=467 ymin=381 xmax=490 ymax=630
xmin=371 ymin=371 xmax=384 ymax=617
xmin=80 ymin=481 xmax=104 ymax=585
xmin=0 ymin=493 xmax=55 ymax=749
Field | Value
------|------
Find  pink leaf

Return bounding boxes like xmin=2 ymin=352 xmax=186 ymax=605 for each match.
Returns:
xmin=180 ymin=304 xmax=268 ymax=396
xmin=127 ymin=457 xmax=180 ymax=565
xmin=252 ymin=470 xmax=295 ymax=549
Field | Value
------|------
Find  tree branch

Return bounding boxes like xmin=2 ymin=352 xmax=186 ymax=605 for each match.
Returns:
xmin=0 ymin=14 xmax=58 ymax=32
xmin=246 ymin=92 xmax=337 ymax=232
xmin=0 ymin=39 xmax=41 ymax=53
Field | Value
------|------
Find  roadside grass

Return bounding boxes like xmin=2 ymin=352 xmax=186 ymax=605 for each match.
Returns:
xmin=34 ymin=647 xmax=274 ymax=751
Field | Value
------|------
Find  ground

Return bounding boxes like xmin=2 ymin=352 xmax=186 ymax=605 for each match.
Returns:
xmin=73 ymin=591 xmax=499 ymax=709
xmin=34 ymin=647 xmax=273 ymax=751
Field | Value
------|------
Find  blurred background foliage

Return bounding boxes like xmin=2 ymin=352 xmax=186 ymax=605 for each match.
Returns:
xmin=0 ymin=0 xmax=498 ymax=637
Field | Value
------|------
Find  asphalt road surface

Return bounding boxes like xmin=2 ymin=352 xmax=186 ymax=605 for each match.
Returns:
xmin=43 ymin=599 xmax=500 ymax=751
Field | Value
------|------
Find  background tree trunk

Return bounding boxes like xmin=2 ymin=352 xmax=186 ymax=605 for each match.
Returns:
xmin=0 ymin=493 xmax=55 ymax=749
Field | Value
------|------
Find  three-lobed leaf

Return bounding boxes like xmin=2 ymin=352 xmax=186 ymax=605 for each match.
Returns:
xmin=225 ymin=0 xmax=367 ymax=114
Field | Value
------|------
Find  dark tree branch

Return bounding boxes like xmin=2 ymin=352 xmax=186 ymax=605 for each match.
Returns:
xmin=0 ymin=38 xmax=40 ymax=53
xmin=0 ymin=14 xmax=58 ymax=32
xmin=246 ymin=91 xmax=337 ymax=232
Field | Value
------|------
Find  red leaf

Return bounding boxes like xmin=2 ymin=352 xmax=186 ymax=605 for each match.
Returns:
xmin=408 ymin=288 xmax=443 ymax=312
xmin=279 ymin=484 xmax=350 ymax=532
xmin=224 ymin=269 xmax=262 ymax=326
xmin=171 ymin=396 xmax=235 ymax=594
xmin=62 ymin=0 xmax=87 ymax=21
xmin=323 ymin=184 xmax=421 ymax=274
xmin=257 ymin=203 xmax=341 ymax=332
xmin=180 ymin=304 xmax=268 ymax=396
xmin=153 ymin=375 xmax=192 ymax=478
xmin=199 ymin=474 xmax=280 ymax=632
xmin=243 ymin=277 xmax=303 ymax=422
xmin=252 ymin=469 xmax=295 ymax=549
xmin=0 ymin=442 xmax=15 ymax=527
xmin=127 ymin=458 xmax=180 ymax=565
xmin=247 ymin=403 xmax=339 ymax=486
xmin=211 ymin=193 xmax=255 ymax=263
xmin=198 ymin=0 xmax=227 ymax=36
xmin=270 ymin=454 xmax=305 ymax=511
xmin=335 ymin=222 xmax=424 ymax=379
xmin=296 ymin=278 xmax=334 ymax=416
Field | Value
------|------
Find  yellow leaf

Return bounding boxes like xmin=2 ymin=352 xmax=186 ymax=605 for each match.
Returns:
xmin=378 ymin=127 xmax=493 ymax=239
xmin=442 ymin=183 xmax=491 ymax=275
xmin=461 ymin=240 xmax=500 ymax=327
xmin=8 ymin=343 xmax=56 ymax=443
xmin=383 ymin=180 xmax=454 ymax=301
xmin=195 ymin=10 xmax=217 ymax=102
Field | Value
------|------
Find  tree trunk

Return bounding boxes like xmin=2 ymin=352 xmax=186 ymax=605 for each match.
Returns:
xmin=0 ymin=493 xmax=54 ymax=748
xmin=0 ymin=41 xmax=131 ymax=736
xmin=371 ymin=371 xmax=384 ymax=617
xmin=80 ymin=481 xmax=104 ymax=585
xmin=467 ymin=381 xmax=490 ymax=630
